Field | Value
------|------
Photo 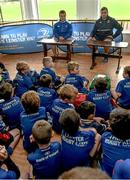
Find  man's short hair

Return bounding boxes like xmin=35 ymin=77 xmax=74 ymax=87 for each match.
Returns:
xmin=32 ymin=120 xmax=52 ymax=145
xmin=59 ymin=10 xmax=66 ymax=16
xmin=110 ymin=108 xmax=130 ymax=140
xmin=77 ymin=101 xmax=95 ymax=119
xmin=40 ymin=74 xmax=52 ymax=87
xmin=101 ymin=7 xmax=108 ymax=12
xmin=124 ymin=66 xmax=130 ymax=77
xmin=95 ymin=77 xmax=107 ymax=93
xmin=21 ymin=91 xmax=40 ymax=114
xmin=59 ymin=167 xmax=110 ymax=179
xmin=59 ymin=109 xmax=80 ymax=136
xmin=67 ymin=61 xmax=79 ymax=73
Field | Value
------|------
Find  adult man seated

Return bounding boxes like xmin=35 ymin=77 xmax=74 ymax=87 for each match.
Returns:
xmin=88 ymin=7 xmax=123 ymax=62
xmin=52 ymin=10 xmax=72 ymax=56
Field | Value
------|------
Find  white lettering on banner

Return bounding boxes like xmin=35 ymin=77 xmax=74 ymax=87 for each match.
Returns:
xmin=72 ymin=31 xmax=90 ymax=41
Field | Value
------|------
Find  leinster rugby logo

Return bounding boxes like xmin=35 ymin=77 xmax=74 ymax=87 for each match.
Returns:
xmin=37 ymin=28 xmax=50 ymax=39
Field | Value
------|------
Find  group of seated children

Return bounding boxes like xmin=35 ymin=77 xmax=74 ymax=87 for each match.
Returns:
xmin=0 ymin=57 xmax=130 ymax=179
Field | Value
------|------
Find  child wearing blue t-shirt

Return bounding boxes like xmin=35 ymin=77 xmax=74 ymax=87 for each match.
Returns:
xmin=0 ymin=145 xmax=20 ymax=179
xmin=112 ymin=159 xmax=130 ymax=179
xmin=88 ymin=77 xmax=114 ymax=120
xmin=40 ymin=57 xmax=63 ymax=89
xmin=13 ymin=61 xmax=34 ymax=97
xmin=21 ymin=91 xmax=47 ymax=153
xmin=0 ymin=83 xmax=24 ymax=130
xmin=101 ymin=108 xmax=130 ymax=177
xmin=77 ymin=101 xmax=108 ymax=135
xmin=0 ymin=62 xmax=10 ymax=82
xmin=115 ymin=66 xmax=130 ymax=109
xmin=37 ymin=74 xmax=57 ymax=112
xmin=59 ymin=109 xmax=100 ymax=171
xmin=27 ymin=120 xmax=61 ymax=179
xmin=65 ymin=61 xmax=89 ymax=94
xmin=51 ymin=84 xmax=77 ymax=134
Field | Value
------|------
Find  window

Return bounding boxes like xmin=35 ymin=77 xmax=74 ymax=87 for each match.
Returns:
xmin=38 ymin=0 xmax=76 ymax=20
xmin=0 ymin=0 xmax=22 ymax=22
xmin=100 ymin=0 xmax=130 ymax=20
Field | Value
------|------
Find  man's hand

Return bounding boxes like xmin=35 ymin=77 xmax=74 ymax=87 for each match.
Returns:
xmin=0 ymin=145 xmax=8 ymax=162
xmin=88 ymin=37 xmax=96 ymax=41
xmin=59 ymin=36 xmax=65 ymax=41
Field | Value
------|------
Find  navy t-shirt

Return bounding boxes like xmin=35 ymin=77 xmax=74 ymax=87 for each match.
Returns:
xmin=37 ymin=87 xmax=57 ymax=112
xmin=13 ymin=73 xmax=33 ymax=97
xmin=1 ymin=71 xmax=10 ymax=81
xmin=65 ymin=73 xmax=88 ymax=93
xmin=116 ymin=78 xmax=130 ymax=109
xmin=88 ymin=90 xmax=113 ymax=119
xmin=51 ymin=99 xmax=74 ymax=134
xmin=21 ymin=107 xmax=47 ymax=152
xmin=40 ymin=67 xmax=60 ymax=85
xmin=101 ymin=131 xmax=130 ymax=177
xmin=61 ymin=130 xmax=95 ymax=171
xmin=0 ymin=168 xmax=16 ymax=179
xmin=27 ymin=142 xmax=62 ymax=179
xmin=0 ymin=96 xmax=24 ymax=129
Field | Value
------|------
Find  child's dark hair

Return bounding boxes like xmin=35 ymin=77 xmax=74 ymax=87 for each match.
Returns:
xmin=21 ymin=91 xmax=40 ymax=114
xmin=59 ymin=84 xmax=78 ymax=100
xmin=32 ymin=120 xmax=52 ymax=144
xmin=110 ymin=108 xmax=130 ymax=140
xmin=0 ymin=82 xmax=12 ymax=100
xmin=95 ymin=77 xmax=107 ymax=93
xmin=0 ymin=62 xmax=6 ymax=71
xmin=124 ymin=66 xmax=130 ymax=77
xmin=59 ymin=109 xmax=80 ymax=136
xmin=40 ymin=74 xmax=52 ymax=87
xmin=101 ymin=7 xmax=108 ymax=12
xmin=59 ymin=10 xmax=66 ymax=16
xmin=77 ymin=101 xmax=95 ymax=119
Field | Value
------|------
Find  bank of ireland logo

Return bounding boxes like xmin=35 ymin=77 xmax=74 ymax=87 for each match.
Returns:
xmin=37 ymin=28 xmax=51 ymax=39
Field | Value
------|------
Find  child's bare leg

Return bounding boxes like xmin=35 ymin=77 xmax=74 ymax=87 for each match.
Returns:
xmin=9 ymin=128 xmax=20 ymax=150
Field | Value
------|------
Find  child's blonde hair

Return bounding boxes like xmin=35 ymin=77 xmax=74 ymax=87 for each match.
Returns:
xmin=42 ymin=57 xmax=53 ymax=67
xmin=59 ymin=84 xmax=78 ymax=100
xmin=67 ymin=61 xmax=79 ymax=73
xmin=16 ymin=61 xmax=29 ymax=72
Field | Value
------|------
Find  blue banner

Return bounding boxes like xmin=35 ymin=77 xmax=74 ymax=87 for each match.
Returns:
xmin=0 ymin=23 xmax=53 ymax=54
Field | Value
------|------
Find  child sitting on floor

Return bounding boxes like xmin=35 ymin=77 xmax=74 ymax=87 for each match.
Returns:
xmin=64 ymin=61 xmax=89 ymax=94
xmin=27 ymin=120 xmax=62 ymax=179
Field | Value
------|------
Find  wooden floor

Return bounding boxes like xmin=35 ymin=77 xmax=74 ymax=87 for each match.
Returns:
xmin=0 ymin=51 xmax=130 ymax=178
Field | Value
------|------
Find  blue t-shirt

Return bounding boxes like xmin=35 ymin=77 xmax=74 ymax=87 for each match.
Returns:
xmin=65 ymin=74 xmax=88 ymax=94
xmin=1 ymin=71 xmax=10 ymax=81
xmin=37 ymin=87 xmax=57 ymax=112
xmin=53 ymin=21 xmax=72 ymax=40
xmin=88 ymin=90 xmax=113 ymax=119
xmin=51 ymin=99 xmax=74 ymax=134
xmin=61 ymin=130 xmax=95 ymax=171
xmin=27 ymin=70 xmax=40 ymax=86
xmin=0 ymin=168 xmax=16 ymax=179
xmin=101 ymin=131 xmax=130 ymax=177
xmin=40 ymin=67 xmax=60 ymax=86
xmin=27 ymin=142 xmax=62 ymax=179
xmin=112 ymin=159 xmax=130 ymax=179
xmin=13 ymin=73 xmax=33 ymax=97
xmin=0 ymin=96 xmax=23 ymax=129
xmin=116 ymin=78 xmax=130 ymax=109
xmin=21 ymin=107 xmax=47 ymax=152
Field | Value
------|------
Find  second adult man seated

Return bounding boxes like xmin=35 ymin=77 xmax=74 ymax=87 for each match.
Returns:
xmin=88 ymin=7 xmax=123 ymax=62
xmin=53 ymin=10 xmax=72 ymax=56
